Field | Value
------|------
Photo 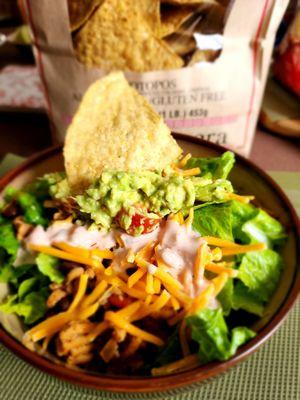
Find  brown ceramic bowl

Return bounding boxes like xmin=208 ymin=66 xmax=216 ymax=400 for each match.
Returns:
xmin=0 ymin=135 xmax=299 ymax=393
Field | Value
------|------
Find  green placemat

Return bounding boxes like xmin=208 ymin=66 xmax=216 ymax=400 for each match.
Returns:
xmin=0 ymin=156 xmax=299 ymax=400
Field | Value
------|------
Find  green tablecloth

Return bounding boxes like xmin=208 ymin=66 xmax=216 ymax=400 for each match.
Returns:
xmin=0 ymin=154 xmax=299 ymax=400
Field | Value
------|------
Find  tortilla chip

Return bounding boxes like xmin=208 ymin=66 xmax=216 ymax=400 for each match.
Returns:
xmin=195 ymin=2 xmax=226 ymax=33
xmin=64 ymin=72 xmax=182 ymax=193
xmin=67 ymin=0 xmax=103 ymax=32
xmin=160 ymin=5 xmax=196 ymax=38
xmin=188 ymin=49 xmax=219 ymax=65
xmin=164 ymin=32 xmax=196 ymax=55
xmin=139 ymin=0 xmax=161 ymax=36
xmin=73 ymin=0 xmax=183 ymax=72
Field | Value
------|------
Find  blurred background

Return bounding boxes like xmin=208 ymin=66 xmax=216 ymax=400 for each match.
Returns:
xmin=0 ymin=0 xmax=299 ymax=167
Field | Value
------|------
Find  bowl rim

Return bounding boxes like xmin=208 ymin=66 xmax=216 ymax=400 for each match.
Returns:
xmin=0 ymin=134 xmax=299 ymax=393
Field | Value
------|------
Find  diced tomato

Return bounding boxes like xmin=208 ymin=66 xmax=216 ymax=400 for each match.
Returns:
xmin=129 ymin=212 xmax=161 ymax=235
xmin=116 ymin=207 xmax=161 ymax=235
xmin=108 ymin=294 xmax=133 ymax=308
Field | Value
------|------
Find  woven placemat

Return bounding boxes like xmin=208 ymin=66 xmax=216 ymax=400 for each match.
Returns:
xmin=0 ymin=156 xmax=299 ymax=400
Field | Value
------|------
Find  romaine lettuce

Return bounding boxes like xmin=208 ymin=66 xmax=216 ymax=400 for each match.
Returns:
xmin=238 ymin=249 xmax=282 ymax=302
xmin=36 ymin=253 xmax=64 ymax=284
xmin=186 ymin=308 xmax=255 ymax=363
xmin=193 ymin=203 xmax=233 ymax=240
xmin=0 ymin=288 xmax=48 ymax=325
xmin=186 ymin=151 xmax=235 ymax=180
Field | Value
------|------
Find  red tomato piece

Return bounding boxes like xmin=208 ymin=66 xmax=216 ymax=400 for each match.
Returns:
xmin=108 ymin=294 xmax=133 ymax=309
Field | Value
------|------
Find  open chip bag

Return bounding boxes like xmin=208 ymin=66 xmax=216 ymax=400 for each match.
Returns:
xmin=21 ymin=0 xmax=288 ymax=156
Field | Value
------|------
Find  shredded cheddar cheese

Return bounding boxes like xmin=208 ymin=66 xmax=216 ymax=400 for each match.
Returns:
xmin=170 ymin=296 xmax=180 ymax=311
xmin=153 ymin=277 xmax=161 ymax=294
xmin=206 ymin=262 xmax=238 ymax=278
xmin=146 ymin=273 xmax=155 ymax=294
xmin=100 ymin=338 xmax=119 ymax=362
xmin=27 ymin=244 xmax=102 ymax=269
xmin=185 ymin=207 xmax=194 ymax=227
xmin=81 ymin=280 xmax=108 ymax=308
xmin=212 ymin=273 xmax=229 ymax=296
xmin=189 ymin=284 xmax=214 ymax=316
xmin=105 ymin=311 xmax=164 ymax=346
xmin=194 ymin=242 xmax=207 ymax=282
xmin=182 ymin=167 xmax=200 ymax=177
xmin=221 ymin=242 xmax=266 ymax=256
xmin=202 ymin=237 xmax=240 ymax=248
xmin=151 ymin=354 xmax=199 ymax=376
xmin=68 ymin=273 xmax=89 ymax=312
xmin=127 ymin=268 xmax=145 ymax=288
xmin=177 ymin=153 xmax=191 ymax=168
xmin=227 ymin=193 xmax=255 ymax=203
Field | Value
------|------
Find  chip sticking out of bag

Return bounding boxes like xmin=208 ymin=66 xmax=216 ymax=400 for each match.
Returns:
xmin=67 ymin=0 xmax=103 ymax=31
xmin=73 ymin=0 xmax=183 ymax=72
xmin=165 ymin=32 xmax=196 ymax=55
xmin=188 ymin=48 xmax=219 ymax=65
xmin=64 ymin=72 xmax=182 ymax=193
xmin=139 ymin=0 xmax=161 ymax=37
xmin=160 ymin=4 xmax=196 ymax=38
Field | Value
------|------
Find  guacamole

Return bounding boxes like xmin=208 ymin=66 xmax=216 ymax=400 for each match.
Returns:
xmin=76 ymin=170 xmax=195 ymax=230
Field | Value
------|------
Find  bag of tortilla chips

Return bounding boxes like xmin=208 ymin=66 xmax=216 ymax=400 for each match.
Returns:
xmin=22 ymin=0 xmax=288 ymax=156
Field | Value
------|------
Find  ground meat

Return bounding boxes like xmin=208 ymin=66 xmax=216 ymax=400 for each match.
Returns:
xmin=56 ymin=320 xmax=96 ymax=365
xmin=47 ymin=289 xmax=67 ymax=308
xmin=13 ymin=216 xmax=33 ymax=240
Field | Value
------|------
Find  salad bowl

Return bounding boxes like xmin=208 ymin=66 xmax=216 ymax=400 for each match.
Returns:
xmin=0 ymin=134 xmax=299 ymax=393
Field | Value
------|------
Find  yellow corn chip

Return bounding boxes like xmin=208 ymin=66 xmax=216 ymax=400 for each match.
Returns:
xmin=138 ymin=0 xmax=161 ymax=36
xmin=188 ymin=49 xmax=219 ymax=65
xmin=64 ymin=72 xmax=182 ymax=193
xmin=160 ymin=5 xmax=195 ymax=38
xmin=67 ymin=0 xmax=103 ymax=32
xmin=73 ymin=0 xmax=183 ymax=72
xmin=164 ymin=32 xmax=196 ymax=56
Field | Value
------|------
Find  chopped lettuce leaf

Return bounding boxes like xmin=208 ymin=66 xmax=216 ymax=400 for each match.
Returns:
xmin=42 ymin=172 xmax=70 ymax=199
xmin=3 ymin=185 xmax=49 ymax=226
xmin=230 ymin=201 xmax=286 ymax=248
xmin=193 ymin=178 xmax=233 ymax=202
xmin=0 ymin=218 xmax=19 ymax=283
xmin=193 ymin=203 xmax=233 ymax=240
xmin=186 ymin=151 xmax=235 ymax=180
xmin=238 ymin=250 xmax=282 ymax=302
xmin=36 ymin=253 xmax=64 ymax=284
xmin=17 ymin=192 xmax=48 ymax=226
xmin=0 ymin=263 xmax=33 ymax=284
xmin=230 ymin=200 xmax=257 ymax=243
xmin=217 ymin=278 xmax=234 ymax=316
xmin=0 ymin=288 xmax=48 ymax=325
xmin=232 ymin=282 xmax=265 ymax=316
xmin=0 ymin=218 xmax=19 ymax=264
xmin=21 ymin=172 xmax=69 ymax=201
xmin=18 ymin=277 xmax=39 ymax=299
xmin=186 ymin=308 xmax=255 ymax=363
xmin=241 ymin=210 xmax=286 ymax=248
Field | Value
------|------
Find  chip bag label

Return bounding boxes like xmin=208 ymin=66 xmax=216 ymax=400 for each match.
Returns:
xmin=23 ymin=0 xmax=288 ymax=156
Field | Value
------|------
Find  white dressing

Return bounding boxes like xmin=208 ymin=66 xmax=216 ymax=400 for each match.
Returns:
xmin=26 ymin=222 xmax=116 ymax=249
xmin=120 ymin=226 xmax=160 ymax=253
